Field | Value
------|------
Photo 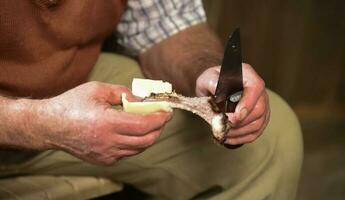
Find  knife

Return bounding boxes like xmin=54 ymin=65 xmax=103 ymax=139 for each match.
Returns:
xmin=214 ymin=28 xmax=243 ymax=149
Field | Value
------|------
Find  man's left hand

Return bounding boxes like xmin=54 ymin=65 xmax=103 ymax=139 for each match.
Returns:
xmin=195 ymin=63 xmax=270 ymax=145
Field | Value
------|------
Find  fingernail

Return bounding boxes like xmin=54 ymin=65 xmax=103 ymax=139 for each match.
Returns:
xmin=209 ymin=79 xmax=218 ymax=95
xmin=239 ymin=108 xmax=248 ymax=121
xmin=226 ymin=138 xmax=231 ymax=144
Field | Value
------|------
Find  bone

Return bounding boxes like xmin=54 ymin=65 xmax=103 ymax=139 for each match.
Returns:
xmin=144 ymin=93 xmax=231 ymax=143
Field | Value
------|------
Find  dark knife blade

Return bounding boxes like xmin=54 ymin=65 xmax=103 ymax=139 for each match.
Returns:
xmin=214 ymin=28 xmax=243 ymax=149
xmin=215 ymin=28 xmax=243 ymax=113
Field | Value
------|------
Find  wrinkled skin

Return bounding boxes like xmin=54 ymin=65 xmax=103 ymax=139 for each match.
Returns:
xmin=42 ymin=82 xmax=171 ymax=165
xmin=196 ymin=63 xmax=270 ymax=145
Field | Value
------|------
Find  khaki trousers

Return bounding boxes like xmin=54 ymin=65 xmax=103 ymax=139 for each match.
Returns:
xmin=0 ymin=53 xmax=303 ymax=200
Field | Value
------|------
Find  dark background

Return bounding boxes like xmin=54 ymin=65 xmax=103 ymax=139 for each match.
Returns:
xmin=203 ymin=0 xmax=345 ymax=199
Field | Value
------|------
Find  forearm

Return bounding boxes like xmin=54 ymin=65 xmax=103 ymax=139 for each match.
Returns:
xmin=0 ymin=96 xmax=49 ymax=150
xmin=139 ymin=23 xmax=223 ymax=96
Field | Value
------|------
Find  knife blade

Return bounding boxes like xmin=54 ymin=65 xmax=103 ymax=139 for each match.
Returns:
xmin=215 ymin=28 xmax=243 ymax=113
xmin=214 ymin=28 xmax=243 ymax=149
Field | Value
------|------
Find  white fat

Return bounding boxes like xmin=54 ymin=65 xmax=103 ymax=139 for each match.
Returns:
xmin=132 ymin=78 xmax=172 ymax=98
xmin=122 ymin=93 xmax=172 ymax=114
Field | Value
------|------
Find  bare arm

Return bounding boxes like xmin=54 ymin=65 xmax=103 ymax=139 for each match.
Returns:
xmin=139 ymin=23 xmax=223 ymax=96
xmin=0 ymin=82 xmax=171 ymax=165
xmin=0 ymin=96 xmax=48 ymax=150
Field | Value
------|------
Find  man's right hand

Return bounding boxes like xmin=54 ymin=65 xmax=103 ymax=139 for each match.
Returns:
xmin=38 ymin=82 xmax=171 ymax=165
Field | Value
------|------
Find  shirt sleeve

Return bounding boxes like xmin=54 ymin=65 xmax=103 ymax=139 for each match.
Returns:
xmin=116 ymin=0 xmax=207 ymax=55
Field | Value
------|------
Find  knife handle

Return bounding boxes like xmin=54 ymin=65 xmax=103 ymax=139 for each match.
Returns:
xmin=224 ymin=91 xmax=243 ymax=149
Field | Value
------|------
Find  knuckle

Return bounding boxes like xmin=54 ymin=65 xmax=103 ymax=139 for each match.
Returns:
xmin=134 ymin=120 xmax=151 ymax=134
xmin=257 ymin=78 xmax=266 ymax=90
xmin=119 ymin=86 xmax=131 ymax=94
xmin=135 ymin=115 xmax=166 ymax=134
xmin=125 ymin=118 xmax=146 ymax=135
xmin=253 ymin=102 xmax=266 ymax=117
xmin=258 ymin=105 xmax=266 ymax=117
xmin=257 ymin=104 xmax=266 ymax=117
xmin=257 ymin=117 xmax=266 ymax=130
xmin=250 ymin=120 xmax=262 ymax=132
xmin=86 ymin=81 xmax=103 ymax=93
xmin=253 ymin=78 xmax=265 ymax=91
xmin=133 ymin=138 xmax=149 ymax=148
xmin=114 ymin=85 xmax=130 ymax=95
xmin=143 ymin=135 xmax=156 ymax=147
xmin=140 ymin=132 xmax=159 ymax=148
xmin=253 ymin=124 xmax=261 ymax=133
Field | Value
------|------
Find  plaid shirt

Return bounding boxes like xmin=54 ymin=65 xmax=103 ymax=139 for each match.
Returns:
xmin=116 ymin=0 xmax=206 ymax=55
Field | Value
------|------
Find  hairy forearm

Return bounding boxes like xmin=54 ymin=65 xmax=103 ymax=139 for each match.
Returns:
xmin=139 ymin=23 xmax=223 ymax=96
xmin=0 ymin=96 xmax=49 ymax=150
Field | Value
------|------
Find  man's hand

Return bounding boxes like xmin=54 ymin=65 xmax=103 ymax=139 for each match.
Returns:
xmin=195 ymin=64 xmax=270 ymax=145
xmin=37 ymin=82 xmax=171 ymax=165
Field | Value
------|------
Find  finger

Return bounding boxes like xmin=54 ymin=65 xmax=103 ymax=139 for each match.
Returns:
xmin=117 ymin=149 xmax=144 ymax=157
xmin=115 ymin=128 xmax=162 ymax=149
xmin=109 ymin=111 xmax=171 ymax=136
xmin=233 ymin=63 xmax=265 ymax=124
xmin=207 ymin=70 xmax=220 ymax=95
xmin=226 ymin=133 xmax=257 ymax=145
xmin=105 ymin=83 xmax=138 ymax=104
xmin=228 ymin=114 xmax=266 ymax=138
xmin=89 ymin=82 xmax=136 ymax=105
xmin=195 ymin=66 xmax=220 ymax=96
xmin=226 ymin=108 xmax=270 ymax=145
xmin=231 ymin=92 xmax=268 ymax=128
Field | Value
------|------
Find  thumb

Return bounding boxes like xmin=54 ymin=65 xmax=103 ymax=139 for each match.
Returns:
xmin=195 ymin=66 xmax=220 ymax=97
xmin=100 ymin=83 xmax=136 ymax=105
